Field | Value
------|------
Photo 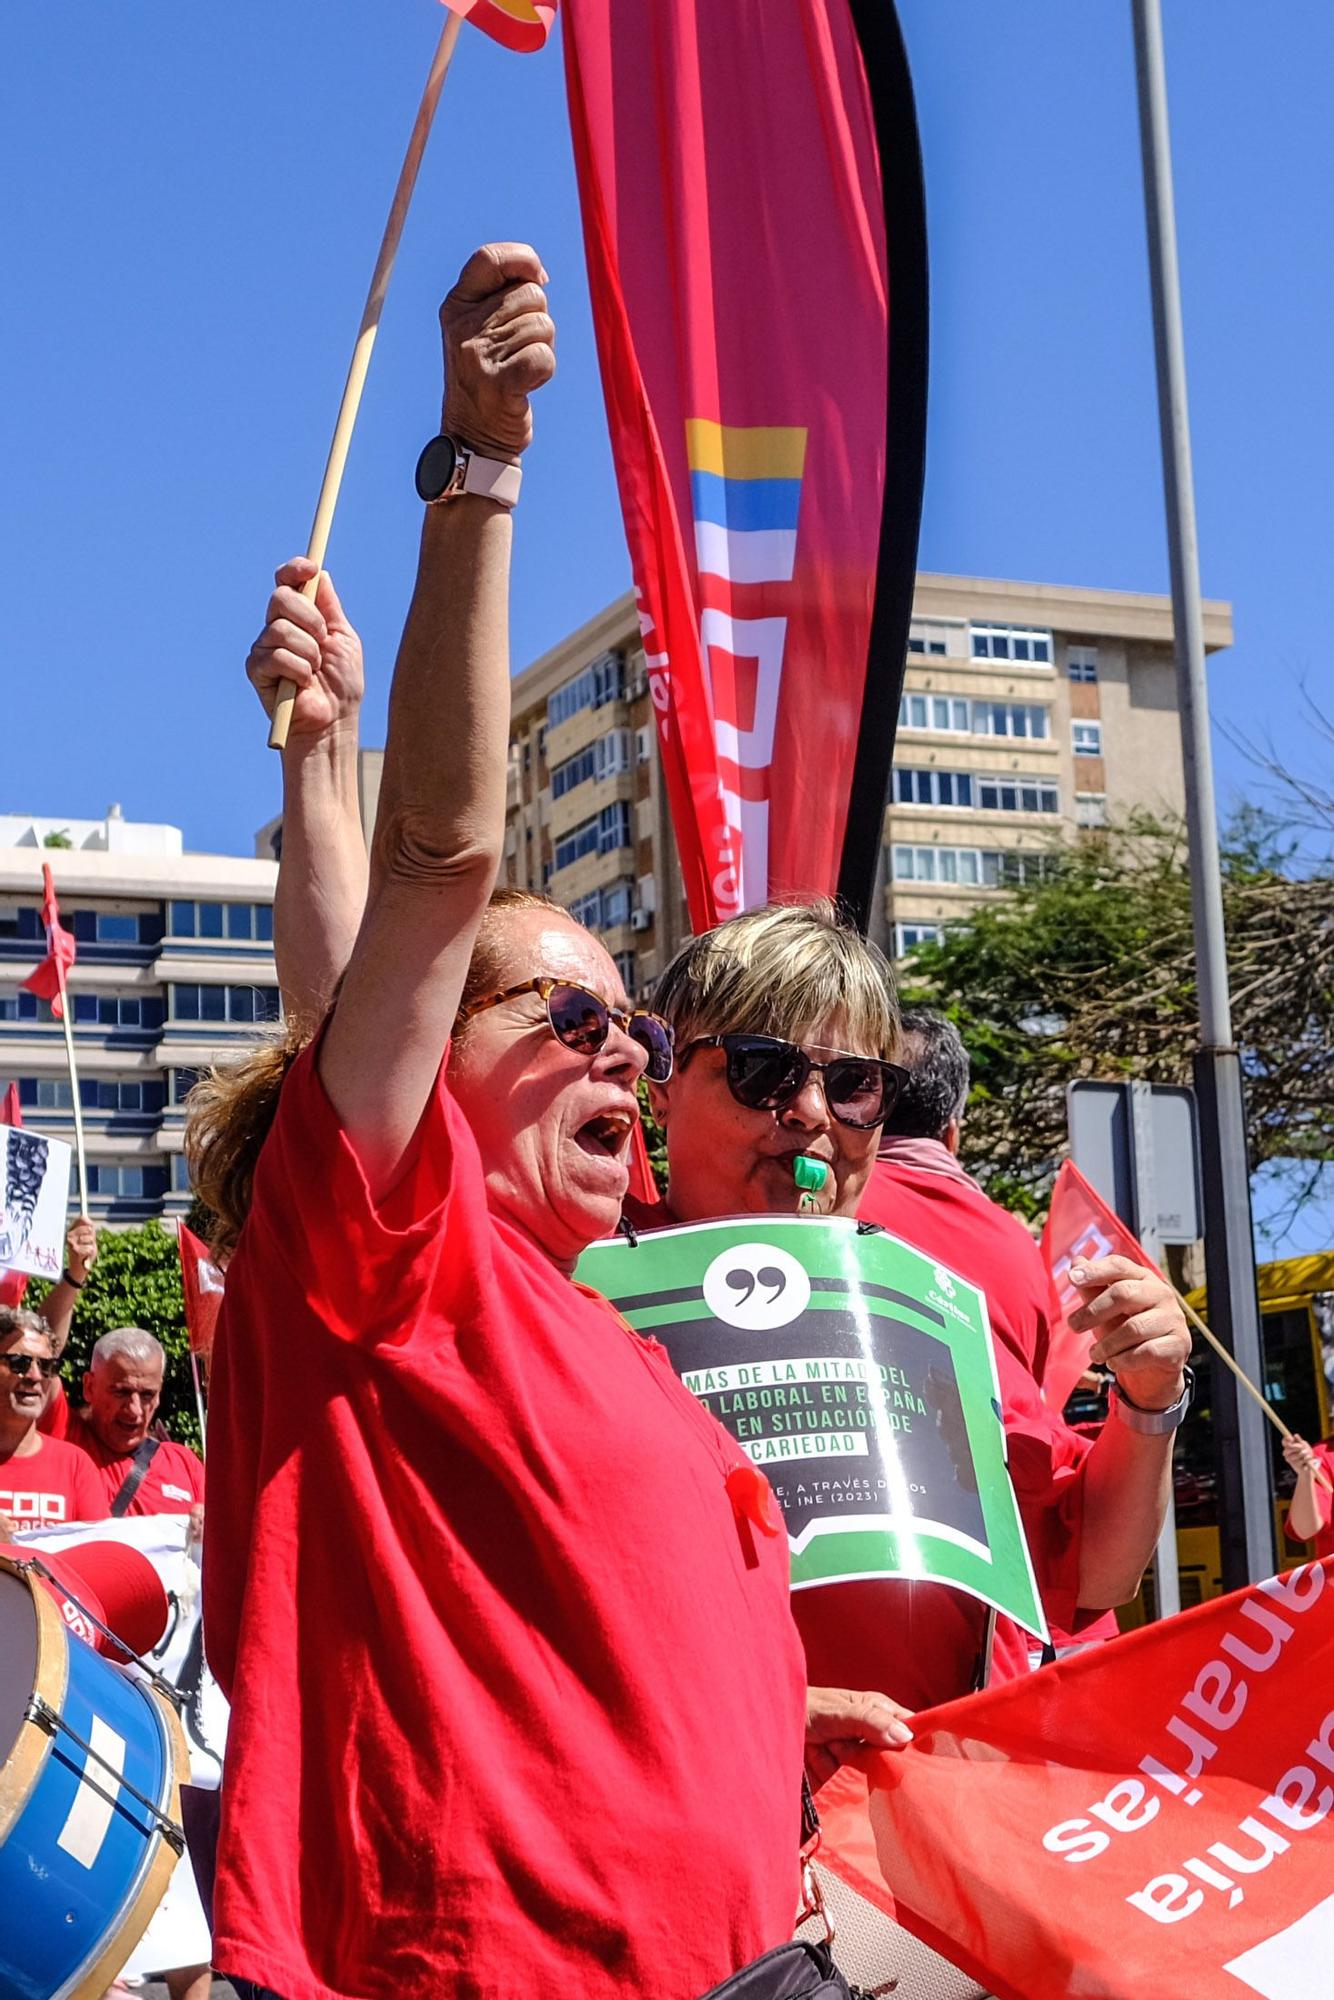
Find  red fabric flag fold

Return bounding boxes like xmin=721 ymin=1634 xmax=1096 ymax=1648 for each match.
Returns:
xmin=817 ymin=1558 xmax=1334 ymax=2000
xmin=179 ymin=1222 xmax=225 ymax=1358
xmin=438 ymin=0 xmax=556 ymax=54
xmin=21 ymin=863 xmax=76 ymax=1020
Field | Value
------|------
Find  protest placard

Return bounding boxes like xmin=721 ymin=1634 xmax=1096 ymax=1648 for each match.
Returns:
xmin=0 ymin=1123 xmax=71 ymax=1282
xmin=577 ymin=1216 xmax=1047 ymax=1638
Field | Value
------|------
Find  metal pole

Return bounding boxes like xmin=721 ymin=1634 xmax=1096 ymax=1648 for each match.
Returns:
xmin=1127 ymin=1084 xmax=1180 ymax=1619
xmin=1131 ymin=0 xmax=1273 ymax=1587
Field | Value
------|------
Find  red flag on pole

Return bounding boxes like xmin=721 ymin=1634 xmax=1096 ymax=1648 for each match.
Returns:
xmin=562 ymin=0 xmax=928 ymax=929
xmin=816 ymin=1559 xmax=1334 ymax=2000
xmin=437 ymin=0 xmax=556 ymax=54
xmin=21 ymin=864 xmax=76 ymax=1020
xmin=1040 ymin=1159 xmax=1164 ymax=1412
xmin=179 ymin=1223 xmax=226 ymax=1358
xmin=0 ymin=1085 xmax=26 ymax=1308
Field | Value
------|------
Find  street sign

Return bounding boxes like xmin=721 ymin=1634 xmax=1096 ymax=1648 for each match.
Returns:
xmin=1066 ymin=1080 xmax=1201 ymax=1246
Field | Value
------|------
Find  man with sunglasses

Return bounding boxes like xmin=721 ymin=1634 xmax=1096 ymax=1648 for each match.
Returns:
xmin=0 ymin=1306 xmax=107 ymax=1532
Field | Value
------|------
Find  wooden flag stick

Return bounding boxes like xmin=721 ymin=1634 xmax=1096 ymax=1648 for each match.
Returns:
xmin=268 ymin=8 xmax=464 ymax=750
xmin=1174 ymin=1285 xmax=1334 ymax=1496
xmin=52 ymin=958 xmax=88 ymax=1220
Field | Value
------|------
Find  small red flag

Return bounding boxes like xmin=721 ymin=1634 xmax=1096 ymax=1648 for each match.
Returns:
xmin=21 ymin=864 xmax=76 ymax=1020
xmin=627 ymin=1116 xmax=660 ymax=1209
xmin=0 ymin=1085 xmax=27 ymax=1308
xmin=438 ymin=0 xmax=556 ymax=54
xmin=179 ymin=1222 xmax=225 ymax=1357
xmin=1040 ymin=1158 xmax=1163 ymax=1412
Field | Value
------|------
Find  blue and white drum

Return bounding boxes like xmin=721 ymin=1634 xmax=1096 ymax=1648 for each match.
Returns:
xmin=0 ymin=1552 xmax=186 ymax=2000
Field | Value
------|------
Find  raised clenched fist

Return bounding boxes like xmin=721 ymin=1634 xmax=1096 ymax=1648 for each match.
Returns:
xmin=439 ymin=242 xmax=555 ymax=462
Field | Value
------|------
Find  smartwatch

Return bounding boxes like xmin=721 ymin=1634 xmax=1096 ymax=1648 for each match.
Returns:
xmin=1111 ymin=1364 xmax=1195 ymax=1436
xmin=414 ymin=434 xmax=522 ymax=509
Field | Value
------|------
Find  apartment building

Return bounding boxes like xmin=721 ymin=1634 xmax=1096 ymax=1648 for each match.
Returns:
xmin=0 ymin=808 xmax=278 ymax=1224
xmin=255 ymin=571 xmax=1233 ymax=993
xmin=503 ymin=572 xmax=1232 ymax=975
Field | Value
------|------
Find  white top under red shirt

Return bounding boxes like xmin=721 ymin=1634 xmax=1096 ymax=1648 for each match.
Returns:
xmin=204 ymin=1043 xmax=807 ymax=2000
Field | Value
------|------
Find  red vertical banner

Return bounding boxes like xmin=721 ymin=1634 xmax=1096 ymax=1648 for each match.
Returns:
xmin=562 ymin=0 xmax=927 ymax=930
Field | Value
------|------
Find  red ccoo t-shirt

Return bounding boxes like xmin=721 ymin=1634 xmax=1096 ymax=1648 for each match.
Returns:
xmin=0 ymin=1432 xmax=108 ymax=1529
xmin=205 ymin=1046 xmax=807 ymax=2000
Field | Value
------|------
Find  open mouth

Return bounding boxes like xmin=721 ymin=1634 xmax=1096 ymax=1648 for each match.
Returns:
xmin=575 ymin=1109 xmax=635 ymax=1160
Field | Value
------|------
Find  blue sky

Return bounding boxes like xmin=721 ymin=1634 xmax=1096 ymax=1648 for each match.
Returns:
xmin=3 ymin=2 xmax=1330 ymax=1246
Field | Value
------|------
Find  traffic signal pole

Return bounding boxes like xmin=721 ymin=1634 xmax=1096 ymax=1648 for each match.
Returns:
xmin=1130 ymin=0 xmax=1274 ymax=1587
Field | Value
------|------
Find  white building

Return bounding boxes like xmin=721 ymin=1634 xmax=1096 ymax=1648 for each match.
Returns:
xmin=0 ymin=809 xmax=278 ymax=1224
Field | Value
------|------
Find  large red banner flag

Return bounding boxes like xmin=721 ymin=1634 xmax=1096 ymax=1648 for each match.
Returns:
xmin=562 ymin=0 xmax=928 ymax=929
xmin=179 ymin=1222 xmax=225 ymax=1359
xmin=816 ymin=1559 xmax=1334 ymax=2000
xmin=21 ymin=863 xmax=76 ymax=1020
xmin=437 ymin=0 xmax=556 ymax=53
xmin=1041 ymin=1158 xmax=1163 ymax=1411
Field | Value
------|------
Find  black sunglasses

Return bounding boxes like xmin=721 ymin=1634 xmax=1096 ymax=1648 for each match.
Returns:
xmin=0 ymin=1352 xmax=57 ymax=1378
xmin=679 ymin=1034 xmax=906 ymax=1129
xmin=457 ymin=977 xmax=675 ymax=1083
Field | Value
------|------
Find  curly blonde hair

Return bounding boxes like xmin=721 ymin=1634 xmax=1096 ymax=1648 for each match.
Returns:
xmin=185 ymin=887 xmax=567 ymax=1259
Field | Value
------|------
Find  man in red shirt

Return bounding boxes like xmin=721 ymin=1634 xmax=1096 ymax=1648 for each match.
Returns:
xmin=47 ymin=1326 xmax=204 ymax=1516
xmin=0 ymin=1305 xmax=107 ymax=1530
xmin=857 ymin=1009 xmax=1120 ymax=1671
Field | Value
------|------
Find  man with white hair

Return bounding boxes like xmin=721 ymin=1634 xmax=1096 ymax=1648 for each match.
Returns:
xmin=58 ymin=1326 xmax=205 ymax=1516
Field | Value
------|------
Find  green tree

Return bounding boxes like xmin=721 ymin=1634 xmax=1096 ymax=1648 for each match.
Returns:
xmin=897 ymin=810 xmax=1334 ymax=1228
xmin=29 ymin=1222 xmax=200 ymax=1450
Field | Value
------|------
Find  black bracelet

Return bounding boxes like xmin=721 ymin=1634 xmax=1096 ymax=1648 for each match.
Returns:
xmin=61 ymin=1268 xmax=85 ymax=1291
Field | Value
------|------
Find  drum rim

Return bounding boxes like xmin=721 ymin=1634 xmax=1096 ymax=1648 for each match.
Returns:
xmin=0 ymin=1550 xmax=71 ymax=1847
xmin=61 ymin=1683 xmax=187 ymax=2000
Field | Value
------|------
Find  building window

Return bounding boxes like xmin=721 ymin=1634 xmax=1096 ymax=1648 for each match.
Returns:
xmin=71 ymin=993 xmax=166 ymax=1029
xmin=169 ymin=901 xmax=273 ymax=942
xmin=19 ymin=1079 xmax=75 ymax=1110
xmin=969 ymin=625 xmax=1053 ymax=666
xmin=907 ymin=620 xmax=951 ymax=657
xmin=551 ymin=729 xmax=631 ymax=799
xmin=170 ymin=984 xmax=281 ymax=1024
xmin=170 ymin=1067 xmax=203 ymax=1104
xmin=601 ymin=881 xmax=633 ymax=929
xmin=1072 ymin=721 xmax=1103 ymax=756
xmin=894 ymin=923 xmax=941 ymax=956
xmin=67 ymin=909 xmax=164 ymax=946
xmin=636 ymin=726 xmax=653 ymax=764
xmin=613 ymin=950 xmax=636 ymax=991
xmin=1076 ymin=793 xmax=1109 ymax=829
xmin=976 ymin=776 xmax=1060 ymax=815
xmin=1068 ymin=646 xmax=1099 ymax=683
xmin=972 ymin=702 xmax=1049 ymax=740
xmin=892 ymin=844 xmax=985 ymax=887
xmin=893 ymin=768 xmax=974 ymax=809
xmin=0 ymin=906 xmax=43 ymax=942
xmin=86 ymin=1162 xmax=168 ymax=1200
xmin=899 ymin=694 xmax=971 ymax=733
xmin=546 ymin=650 xmax=626 ymax=729
xmin=172 ymin=1153 xmax=194 ymax=1192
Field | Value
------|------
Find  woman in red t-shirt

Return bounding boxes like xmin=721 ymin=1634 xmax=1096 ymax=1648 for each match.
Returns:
xmin=187 ymin=246 xmax=809 ymax=2000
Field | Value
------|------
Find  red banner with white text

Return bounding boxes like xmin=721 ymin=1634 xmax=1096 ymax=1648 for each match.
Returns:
xmin=562 ymin=0 xmax=927 ymax=929
xmin=817 ymin=1560 xmax=1334 ymax=2000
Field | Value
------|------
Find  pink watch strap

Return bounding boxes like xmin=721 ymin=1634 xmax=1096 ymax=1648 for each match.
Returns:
xmin=460 ymin=452 xmax=522 ymax=507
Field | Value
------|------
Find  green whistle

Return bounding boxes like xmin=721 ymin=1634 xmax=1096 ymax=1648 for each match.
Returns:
xmin=793 ymin=1155 xmax=828 ymax=1193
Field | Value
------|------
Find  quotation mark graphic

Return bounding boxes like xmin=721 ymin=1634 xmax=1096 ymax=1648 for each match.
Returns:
xmin=703 ymin=1243 xmax=811 ymax=1330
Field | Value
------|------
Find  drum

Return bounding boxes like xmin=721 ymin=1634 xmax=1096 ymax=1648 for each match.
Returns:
xmin=0 ymin=1552 xmax=187 ymax=2000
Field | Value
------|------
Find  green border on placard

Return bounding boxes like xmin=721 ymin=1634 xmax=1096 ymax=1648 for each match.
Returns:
xmin=577 ymin=1215 xmax=1048 ymax=1641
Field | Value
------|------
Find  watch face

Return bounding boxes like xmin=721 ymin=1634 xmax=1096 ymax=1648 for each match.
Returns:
xmin=414 ymin=434 xmax=459 ymax=502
